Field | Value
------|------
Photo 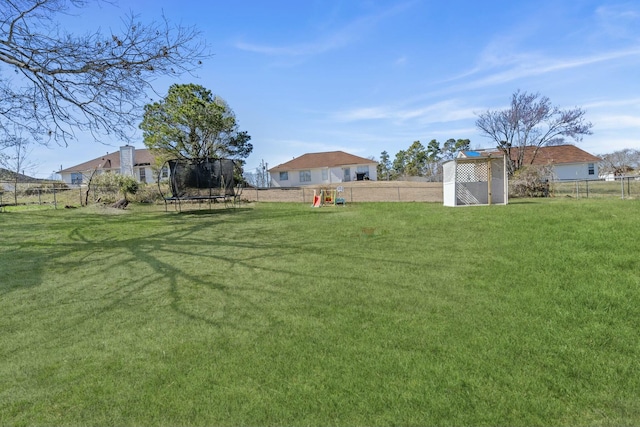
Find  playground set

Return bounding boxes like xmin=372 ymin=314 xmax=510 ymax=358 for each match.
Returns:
xmin=312 ymin=187 xmax=346 ymax=207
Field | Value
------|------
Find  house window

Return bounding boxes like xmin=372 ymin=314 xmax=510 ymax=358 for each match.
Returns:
xmin=161 ymin=166 xmax=169 ymax=178
xmin=139 ymin=168 xmax=146 ymax=182
xmin=71 ymin=172 xmax=83 ymax=185
xmin=279 ymin=171 xmax=289 ymax=181
xmin=299 ymin=170 xmax=311 ymax=183
xmin=588 ymin=163 xmax=595 ymax=175
xmin=322 ymin=169 xmax=328 ymax=181
xmin=356 ymin=165 xmax=370 ymax=178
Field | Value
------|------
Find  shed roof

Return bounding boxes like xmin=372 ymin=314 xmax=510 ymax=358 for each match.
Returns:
xmin=461 ymin=150 xmax=483 ymax=157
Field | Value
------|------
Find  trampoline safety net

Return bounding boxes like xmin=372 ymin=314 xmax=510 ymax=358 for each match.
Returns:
xmin=167 ymin=158 xmax=236 ymax=199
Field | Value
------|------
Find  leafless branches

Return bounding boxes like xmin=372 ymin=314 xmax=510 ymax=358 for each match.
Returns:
xmin=476 ymin=90 xmax=593 ymax=175
xmin=599 ymin=148 xmax=640 ymax=176
xmin=0 ymin=0 xmax=208 ymax=145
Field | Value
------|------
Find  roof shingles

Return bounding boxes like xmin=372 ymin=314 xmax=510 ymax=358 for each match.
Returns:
xmin=59 ymin=148 xmax=154 ymax=173
xmin=516 ymin=145 xmax=600 ymax=165
xmin=269 ymin=151 xmax=377 ymax=172
xmin=482 ymin=145 xmax=600 ymax=165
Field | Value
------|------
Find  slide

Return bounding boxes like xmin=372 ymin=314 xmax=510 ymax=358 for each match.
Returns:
xmin=312 ymin=194 xmax=321 ymax=207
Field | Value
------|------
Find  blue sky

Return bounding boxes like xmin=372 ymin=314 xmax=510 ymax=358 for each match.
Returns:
xmin=26 ymin=0 xmax=640 ymax=178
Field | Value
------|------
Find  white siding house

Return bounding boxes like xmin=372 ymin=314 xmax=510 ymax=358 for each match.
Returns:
xmin=515 ymin=145 xmax=600 ymax=180
xmin=551 ymin=162 xmax=599 ymax=180
xmin=478 ymin=145 xmax=600 ymax=181
xmin=269 ymin=151 xmax=378 ymax=187
xmin=59 ymin=146 xmax=161 ymax=185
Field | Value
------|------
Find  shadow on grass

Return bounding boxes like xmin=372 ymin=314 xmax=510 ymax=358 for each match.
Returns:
xmin=1 ymin=202 xmax=461 ymax=377
xmin=1 ymin=206 xmax=390 ymax=337
xmin=176 ymin=207 xmax=254 ymax=216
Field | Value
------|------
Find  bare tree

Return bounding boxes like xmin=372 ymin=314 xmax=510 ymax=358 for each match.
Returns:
xmin=599 ymin=148 xmax=640 ymax=177
xmin=242 ymin=170 xmax=258 ymax=188
xmin=476 ymin=90 xmax=593 ymax=175
xmin=0 ymin=135 xmax=37 ymax=204
xmin=0 ymin=0 xmax=208 ymax=145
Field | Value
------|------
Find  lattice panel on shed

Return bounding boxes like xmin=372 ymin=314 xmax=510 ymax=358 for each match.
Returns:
xmin=456 ymin=162 xmax=488 ymax=182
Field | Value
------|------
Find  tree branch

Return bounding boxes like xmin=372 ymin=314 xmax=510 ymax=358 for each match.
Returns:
xmin=0 ymin=0 xmax=209 ymax=145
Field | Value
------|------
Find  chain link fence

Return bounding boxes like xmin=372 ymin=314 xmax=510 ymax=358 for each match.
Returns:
xmin=3 ymin=178 xmax=638 ymax=210
xmin=0 ymin=181 xmax=166 ymax=210
xmin=0 ymin=181 xmax=81 ymax=210
xmin=549 ymin=177 xmax=640 ymax=199
xmin=242 ymin=183 xmax=444 ymax=203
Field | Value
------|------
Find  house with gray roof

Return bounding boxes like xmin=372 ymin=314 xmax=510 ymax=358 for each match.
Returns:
xmin=268 ymin=151 xmax=378 ymax=187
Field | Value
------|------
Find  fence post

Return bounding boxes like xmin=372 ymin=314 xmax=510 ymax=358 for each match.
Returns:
xmin=397 ymin=187 xmax=401 ymax=201
xmin=53 ymin=187 xmax=57 ymax=209
xmin=621 ymin=177 xmax=625 ymax=199
xmin=627 ymin=177 xmax=631 ymax=196
xmin=586 ymin=180 xmax=589 ymax=198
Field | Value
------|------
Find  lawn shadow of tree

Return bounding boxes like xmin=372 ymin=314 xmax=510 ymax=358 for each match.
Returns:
xmin=1 ymin=205 xmax=433 ymax=358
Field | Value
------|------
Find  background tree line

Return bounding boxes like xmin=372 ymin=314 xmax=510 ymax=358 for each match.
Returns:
xmin=375 ymin=90 xmax=598 ymax=184
xmin=597 ymin=149 xmax=640 ymax=177
xmin=377 ymin=138 xmax=471 ymax=181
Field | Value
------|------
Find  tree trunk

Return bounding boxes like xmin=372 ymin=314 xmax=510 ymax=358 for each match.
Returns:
xmin=112 ymin=199 xmax=129 ymax=209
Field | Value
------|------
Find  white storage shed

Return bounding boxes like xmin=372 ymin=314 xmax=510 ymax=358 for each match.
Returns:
xmin=443 ymin=151 xmax=508 ymax=207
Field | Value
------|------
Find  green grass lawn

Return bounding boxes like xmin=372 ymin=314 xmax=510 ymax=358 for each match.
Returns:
xmin=1 ymin=200 xmax=639 ymax=426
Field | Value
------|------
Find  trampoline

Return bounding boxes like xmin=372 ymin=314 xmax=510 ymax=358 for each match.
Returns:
xmin=158 ymin=158 xmax=242 ymax=211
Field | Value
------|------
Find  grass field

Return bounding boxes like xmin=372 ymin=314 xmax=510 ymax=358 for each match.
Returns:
xmin=1 ymin=200 xmax=639 ymax=426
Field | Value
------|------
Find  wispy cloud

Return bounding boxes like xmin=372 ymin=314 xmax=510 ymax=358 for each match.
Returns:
xmin=447 ymin=47 xmax=640 ymax=92
xmin=263 ymin=138 xmax=360 ymax=167
xmin=235 ymin=32 xmax=351 ymax=56
xmin=234 ymin=2 xmax=414 ymax=57
xmin=394 ymin=55 xmax=408 ymax=66
xmin=595 ymin=4 xmax=640 ymax=40
xmin=266 ymin=138 xmax=351 ymax=154
xmin=442 ymin=2 xmax=640 ymax=92
xmin=584 ymin=97 xmax=640 ymax=109
xmin=583 ymin=136 xmax=640 ymax=154
xmin=334 ymin=99 xmax=477 ymax=125
xmin=590 ymin=114 xmax=640 ymax=129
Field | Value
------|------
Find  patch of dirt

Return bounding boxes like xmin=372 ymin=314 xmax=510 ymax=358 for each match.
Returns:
xmin=83 ymin=204 xmax=133 ymax=215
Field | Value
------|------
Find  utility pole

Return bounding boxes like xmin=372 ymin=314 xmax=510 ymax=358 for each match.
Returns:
xmin=258 ymin=159 xmax=270 ymax=188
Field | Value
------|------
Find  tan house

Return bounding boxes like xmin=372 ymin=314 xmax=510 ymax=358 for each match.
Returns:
xmin=59 ymin=146 xmax=162 ymax=185
xmin=268 ymin=151 xmax=378 ymax=187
